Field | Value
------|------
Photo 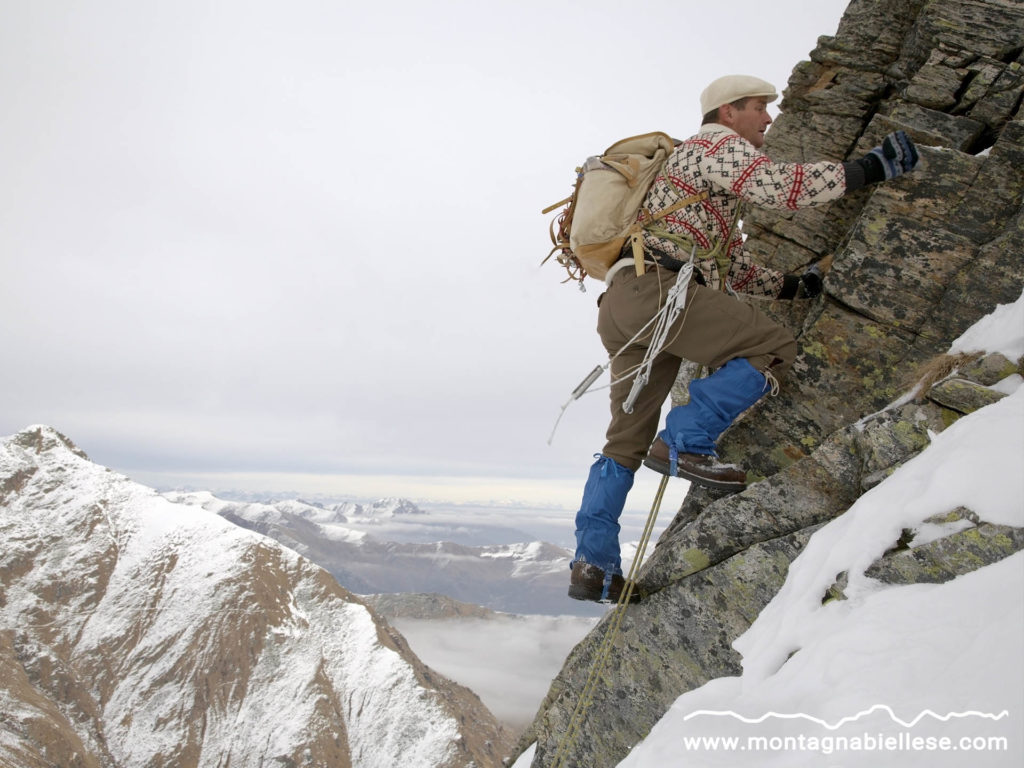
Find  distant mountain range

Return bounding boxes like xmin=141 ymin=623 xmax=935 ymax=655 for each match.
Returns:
xmin=0 ymin=425 xmax=514 ymax=767
xmin=164 ymin=490 xmax=595 ymax=617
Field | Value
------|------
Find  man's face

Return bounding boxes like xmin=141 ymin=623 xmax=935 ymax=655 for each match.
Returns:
xmin=724 ymin=97 xmax=773 ymax=148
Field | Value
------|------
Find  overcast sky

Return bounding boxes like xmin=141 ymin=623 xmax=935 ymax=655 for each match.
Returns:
xmin=1 ymin=0 xmax=849 ymax=507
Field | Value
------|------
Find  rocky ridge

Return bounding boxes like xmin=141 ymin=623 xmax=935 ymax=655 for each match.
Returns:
xmin=518 ymin=1 xmax=1024 ymax=766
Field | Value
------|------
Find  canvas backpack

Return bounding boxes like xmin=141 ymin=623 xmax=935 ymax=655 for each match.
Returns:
xmin=542 ymin=131 xmax=708 ymax=286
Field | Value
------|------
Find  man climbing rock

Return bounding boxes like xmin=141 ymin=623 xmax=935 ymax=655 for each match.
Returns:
xmin=569 ymin=74 xmax=920 ymax=602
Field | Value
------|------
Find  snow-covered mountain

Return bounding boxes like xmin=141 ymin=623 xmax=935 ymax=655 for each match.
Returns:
xmin=164 ymin=492 xmax=588 ymax=616
xmin=0 ymin=426 xmax=513 ymax=768
xmin=334 ymin=497 xmax=427 ymax=520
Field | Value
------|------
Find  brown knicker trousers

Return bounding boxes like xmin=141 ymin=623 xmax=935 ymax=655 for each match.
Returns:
xmin=596 ymin=266 xmax=797 ymax=471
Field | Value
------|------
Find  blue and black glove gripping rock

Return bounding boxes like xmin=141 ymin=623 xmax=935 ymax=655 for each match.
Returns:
xmin=870 ymin=130 xmax=920 ymax=179
xmin=844 ymin=130 xmax=920 ymax=190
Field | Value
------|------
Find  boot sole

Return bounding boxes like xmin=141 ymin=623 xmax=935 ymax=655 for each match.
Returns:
xmin=569 ymin=587 xmax=642 ymax=604
xmin=607 ymin=588 xmax=642 ymax=604
xmin=642 ymin=456 xmax=746 ymax=493
xmin=568 ymin=584 xmax=603 ymax=602
xmin=569 ymin=583 xmax=643 ymax=604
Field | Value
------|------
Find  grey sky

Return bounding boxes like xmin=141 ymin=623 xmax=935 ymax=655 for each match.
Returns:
xmin=1 ymin=0 xmax=848 ymax=506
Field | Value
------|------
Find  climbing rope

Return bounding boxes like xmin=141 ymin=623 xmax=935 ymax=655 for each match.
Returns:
xmin=549 ymin=474 xmax=670 ymax=768
xmin=547 ymin=256 xmax=695 ymax=445
xmin=622 ymin=257 xmax=694 ymax=415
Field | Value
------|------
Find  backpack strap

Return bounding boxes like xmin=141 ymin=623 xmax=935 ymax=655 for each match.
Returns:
xmin=627 ymin=190 xmax=710 ymax=276
xmin=541 ymin=170 xmax=586 ymax=284
xmin=712 ymin=204 xmax=744 ymax=292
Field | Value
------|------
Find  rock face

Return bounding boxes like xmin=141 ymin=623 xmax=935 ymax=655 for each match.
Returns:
xmin=727 ymin=0 xmax=1024 ymax=478
xmin=0 ymin=426 xmax=513 ymax=768
xmin=519 ymin=1 xmax=1024 ymax=766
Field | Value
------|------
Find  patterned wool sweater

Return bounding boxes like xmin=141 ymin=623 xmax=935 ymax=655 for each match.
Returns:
xmin=639 ymin=123 xmax=847 ymax=297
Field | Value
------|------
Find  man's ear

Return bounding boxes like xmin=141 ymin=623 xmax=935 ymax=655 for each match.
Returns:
xmin=717 ymin=102 xmax=735 ymax=127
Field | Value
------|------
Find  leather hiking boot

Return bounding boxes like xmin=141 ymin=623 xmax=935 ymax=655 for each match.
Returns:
xmin=568 ymin=561 xmax=641 ymax=604
xmin=568 ymin=561 xmax=604 ymax=601
xmin=644 ymin=437 xmax=747 ymax=492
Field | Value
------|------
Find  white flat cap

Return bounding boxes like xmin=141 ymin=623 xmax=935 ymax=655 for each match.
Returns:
xmin=700 ymin=74 xmax=778 ymax=116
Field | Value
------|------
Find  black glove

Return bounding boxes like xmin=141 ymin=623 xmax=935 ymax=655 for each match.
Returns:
xmin=853 ymin=130 xmax=919 ymax=186
xmin=800 ymin=263 xmax=824 ymax=298
xmin=779 ymin=263 xmax=825 ymax=300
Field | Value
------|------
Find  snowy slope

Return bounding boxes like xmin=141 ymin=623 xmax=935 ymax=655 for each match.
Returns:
xmin=0 ymin=427 xmax=510 ymax=768
xmin=608 ymin=293 xmax=1024 ymax=768
xmin=512 ymin=292 xmax=1024 ymax=768
xmin=613 ymin=390 xmax=1024 ymax=768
